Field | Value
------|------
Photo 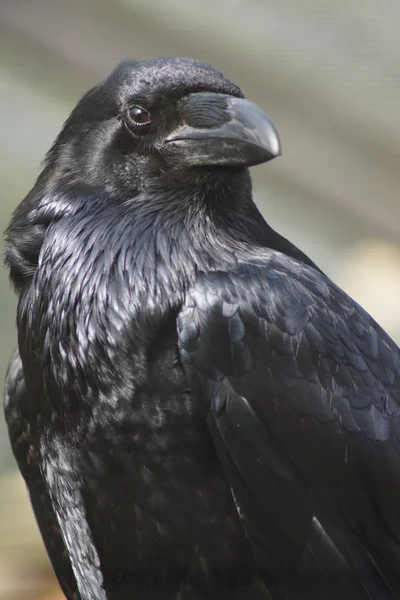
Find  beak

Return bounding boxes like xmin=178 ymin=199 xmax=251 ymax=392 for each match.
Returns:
xmin=164 ymin=93 xmax=281 ymax=168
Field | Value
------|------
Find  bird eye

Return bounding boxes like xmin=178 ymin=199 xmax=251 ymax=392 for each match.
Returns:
xmin=127 ymin=105 xmax=152 ymax=129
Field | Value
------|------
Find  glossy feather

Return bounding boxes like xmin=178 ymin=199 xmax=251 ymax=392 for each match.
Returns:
xmin=4 ymin=57 xmax=400 ymax=599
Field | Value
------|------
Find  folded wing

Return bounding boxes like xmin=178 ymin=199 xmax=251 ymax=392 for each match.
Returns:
xmin=178 ymin=253 xmax=400 ymax=599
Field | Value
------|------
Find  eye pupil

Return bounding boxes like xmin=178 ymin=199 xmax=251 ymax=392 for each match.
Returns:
xmin=128 ymin=105 xmax=151 ymax=127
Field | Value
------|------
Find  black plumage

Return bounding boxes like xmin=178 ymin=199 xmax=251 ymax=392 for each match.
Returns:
xmin=4 ymin=57 xmax=400 ymax=599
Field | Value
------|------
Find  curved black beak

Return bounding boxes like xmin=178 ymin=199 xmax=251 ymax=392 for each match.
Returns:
xmin=164 ymin=93 xmax=281 ymax=168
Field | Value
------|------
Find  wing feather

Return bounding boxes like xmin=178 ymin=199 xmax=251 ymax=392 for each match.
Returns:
xmin=178 ymin=255 xmax=400 ymax=598
xmin=4 ymin=350 xmax=80 ymax=600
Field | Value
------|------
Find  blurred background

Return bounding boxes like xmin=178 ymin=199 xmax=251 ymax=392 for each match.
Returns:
xmin=1 ymin=0 xmax=400 ymax=598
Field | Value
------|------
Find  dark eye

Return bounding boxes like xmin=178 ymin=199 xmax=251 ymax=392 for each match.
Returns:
xmin=127 ymin=105 xmax=152 ymax=128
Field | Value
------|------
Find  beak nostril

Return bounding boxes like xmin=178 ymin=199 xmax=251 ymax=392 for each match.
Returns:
xmin=179 ymin=93 xmax=231 ymax=129
xmin=165 ymin=94 xmax=281 ymax=168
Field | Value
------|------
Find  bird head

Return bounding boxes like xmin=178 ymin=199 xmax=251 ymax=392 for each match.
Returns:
xmin=43 ymin=57 xmax=281 ymax=196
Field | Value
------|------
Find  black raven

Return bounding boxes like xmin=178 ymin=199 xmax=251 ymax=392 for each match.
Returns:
xmin=4 ymin=57 xmax=400 ymax=600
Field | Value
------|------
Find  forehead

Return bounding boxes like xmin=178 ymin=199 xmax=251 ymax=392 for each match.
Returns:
xmin=103 ymin=57 xmax=244 ymax=105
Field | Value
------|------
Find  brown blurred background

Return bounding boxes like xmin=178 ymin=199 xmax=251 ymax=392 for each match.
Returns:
xmin=1 ymin=0 xmax=400 ymax=598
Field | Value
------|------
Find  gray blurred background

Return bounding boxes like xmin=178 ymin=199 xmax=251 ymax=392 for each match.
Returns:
xmin=1 ymin=0 xmax=400 ymax=598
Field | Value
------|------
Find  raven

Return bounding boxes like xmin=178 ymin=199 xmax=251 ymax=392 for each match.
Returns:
xmin=4 ymin=57 xmax=400 ymax=600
